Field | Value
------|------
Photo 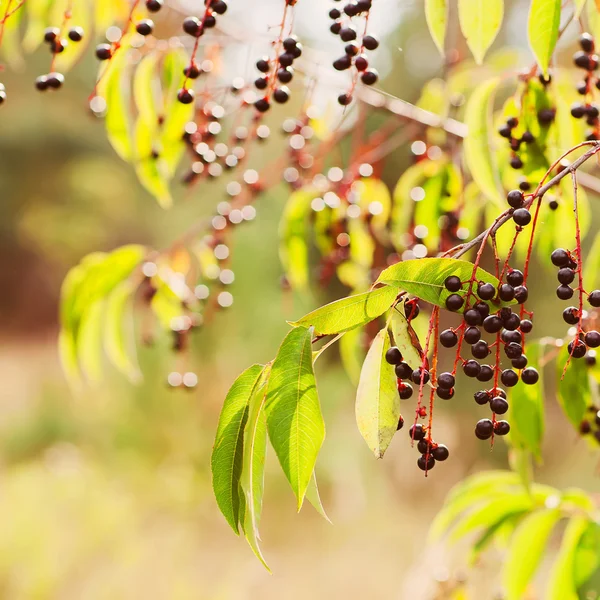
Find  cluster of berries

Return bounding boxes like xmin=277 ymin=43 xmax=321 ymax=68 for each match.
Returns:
xmin=580 ymin=405 xmax=600 ymax=444
xmin=570 ymin=33 xmax=600 ymax=140
xmin=253 ymin=35 xmax=302 ymax=113
xmin=34 ymin=25 xmax=84 ymax=91
xmin=329 ymin=0 xmax=379 ymax=105
xmin=497 ymin=117 xmax=535 ymax=173
xmin=550 ymin=247 xmax=600 ymax=358
xmin=178 ymin=1 xmax=229 ymax=104
xmin=407 ymin=423 xmax=449 ymax=472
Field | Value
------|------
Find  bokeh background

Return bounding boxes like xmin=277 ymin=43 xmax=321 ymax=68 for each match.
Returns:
xmin=1 ymin=0 xmax=600 ymax=598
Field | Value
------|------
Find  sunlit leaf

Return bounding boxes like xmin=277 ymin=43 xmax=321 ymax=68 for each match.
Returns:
xmin=464 ymin=78 xmax=504 ymax=206
xmin=376 ymin=258 xmax=509 ymax=312
xmin=557 ymin=344 xmax=590 ymax=430
xmin=305 ymin=472 xmax=331 ymax=522
xmin=547 ymin=515 xmax=590 ymax=600
xmin=265 ymin=327 xmax=325 ymax=510
xmin=355 ymin=328 xmax=401 ymax=458
xmin=289 ymin=286 xmax=398 ymax=336
xmin=458 ymin=0 xmax=504 ymax=64
xmin=503 ymin=508 xmax=562 ymax=600
xmin=528 ymin=0 xmax=561 ymax=76
xmin=211 ymin=364 xmax=264 ymax=534
xmin=425 ymin=0 xmax=448 ymax=57
xmin=391 ymin=310 xmax=423 ymax=370
xmin=573 ymin=521 xmax=600 ymax=587
xmin=339 ymin=325 xmax=365 ymax=386
xmin=77 ymin=299 xmax=105 ymax=384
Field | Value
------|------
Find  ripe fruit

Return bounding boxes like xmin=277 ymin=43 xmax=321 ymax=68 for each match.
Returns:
xmin=395 ymin=362 xmax=412 ymax=379
xmin=520 ymin=319 xmax=533 ymax=333
xmin=506 ymin=190 xmax=524 ymax=208
xmin=474 ymin=390 xmax=489 ymax=405
xmin=254 ymin=98 xmax=270 ymax=112
xmin=478 ymin=282 xmax=496 ymax=300
xmin=440 ymin=329 xmax=458 ymax=347
xmin=500 ymin=369 xmax=519 ymax=388
xmin=580 ymin=32 xmax=595 ymax=52
xmin=551 ymin=248 xmax=570 ymax=267
xmin=568 ymin=339 xmax=587 ymax=358
xmin=437 ymin=372 xmax=455 ymax=389
xmin=571 ymin=103 xmax=586 ymax=119
xmin=146 ymin=0 xmax=163 ymax=11
xmin=514 ymin=285 xmax=528 ymax=304
xmin=277 ymin=67 xmax=293 ymax=83
xmin=432 ymin=445 xmax=449 ymax=461
xmin=513 ymin=208 xmax=532 ymax=226
xmin=68 ymin=27 xmax=84 ymax=42
xmin=273 ymin=87 xmax=290 ymax=103
xmin=385 ymin=346 xmax=402 ymax=365
xmin=483 ymin=315 xmax=503 ymax=333
xmin=256 ymin=58 xmax=270 ymax=73
xmin=333 ymin=55 xmax=352 ymax=71
xmin=95 ymin=43 xmax=112 ymax=60
xmin=44 ymin=27 xmax=59 ymax=42
xmin=494 ymin=421 xmax=511 ymax=435
xmin=499 ymin=284 xmax=515 ymax=302
xmin=574 ymin=50 xmax=592 ymax=69
xmin=35 ymin=75 xmax=48 ymax=91
xmin=521 ymin=368 xmax=539 ymax=385
xmin=444 ymin=275 xmax=462 ymax=292
xmin=411 ymin=368 xmax=430 ymax=385
xmin=354 ymin=55 xmax=368 ymax=71
xmin=212 ymin=1 xmax=228 ymax=14
xmin=507 ymin=270 xmax=524 ymax=287
xmin=563 ymin=306 xmax=580 ymax=325
xmin=510 ymin=156 xmax=523 ymax=169
xmin=464 ymin=326 xmax=481 ymax=344
xmin=136 ymin=19 xmax=154 ymax=36
xmin=557 ymin=285 xmax=574 ymax=300
xmin=585 ymin=331 xmax=600 ymax=348
xmin=397 ymin=416 xmax=404 ymax=430
xmin=363 ymin=35 xmax=379 ymax=50
xmin=589 ymin=290 xmax=600 ymax=307
xmin=339 ymin=27 xmax=357 ymax=42
xmin=490 ymin=396 xmax=509 ymax=414
xmin=445 ymin=294 xmax=464 ymax=311
xmin=417 ymin=454 xmax=435 ymax=471
xmin=46 ymin=72 xmax=64 ymax=88
xmin=409 ymin=424 xmax=425 ymax=441
xmin=477 ymin=365 xmax=494 ymax=382
xmin=361 ymin=69 xmax=378 ymax=85
xmin=512 ymin=355 xmax=528 ymax=369
xmin=337 ymin=93 xmax=352 ymax=106
xmin=398 ymin=383 xmax=413 ymax=399
xmin=475 ymin=419 xmax=494 ymax=440
xmin=436 ymin=387 xmax=455 ymax=400
xmin=177 ymin=88 xmax=194 ymax=104
xmin=183 ymin=16 xmax=202 ymax=36
xmin=463 ymin=360 xmax=481 ymax=378
xmin=505 ymin=342 xmax=523 ymax=359
xmin=464 ymin=309 xmax=483 ymax=326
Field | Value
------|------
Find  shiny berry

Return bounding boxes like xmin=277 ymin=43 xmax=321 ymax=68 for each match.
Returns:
xmin=446 ymin=294 xmax=464 ymax=312
xmin=477 ymin=365 xmax=494 ymax=382
xmin=136 ymin=19 xmax=154 ymax=35
xmin=432 ymin=445 xmax=449 ymax=461
xmin=513 ymin=208 xmax=532 ymax=226
xmin=385 ymin=346 xmax=402 ymax=365
xmin=563 ymin=307 xmax=580 ymax=325
xmin=506 ymin=190 xmax=524 ymax=208
xmin=68 ymin=27 xmax=84 ymax=42
xmin=409 ymin=424 xmax=425 ymax=441
xmin=444 ymin=275 xmax=462 ymax=292
xmin=557 ymin=285 xmax=574 ymax=300
xmin=521 ymin=368 xmax=539 ymax=385
xmin=500 ymin=369 xmax=519 ymax=388
xmin=589 ymin=290 xmax=600 ymax=307
xmin=417 ymin=454 xmax=435 ymax=471
xmin=437 ymin=372 xmax=455 ymax=389
xmin=551 ymin=248 xmax=569 ymax=267
xmin=475 ymin=419 xmax=494 ymax=440
xmin=585 ymin=331 xmax=600 ymax=348
xmin=440 ymin=329 xmax=458 ymax=347
xmin=146 ymin=0 xmax=163 ymax=11
xmin=177 ymin=88 xmax=194 ymax=104
xmin=494 ymin=421 xmax=510 ymax=435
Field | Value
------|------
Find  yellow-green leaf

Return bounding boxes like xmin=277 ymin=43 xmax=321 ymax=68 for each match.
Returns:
xmin=528 ymin=0 xmax=561 ymax=76
xmin=458 ymin=0 xmax=504 ymax=64
xmin=425 ymin=0 xmax=448 ymax=56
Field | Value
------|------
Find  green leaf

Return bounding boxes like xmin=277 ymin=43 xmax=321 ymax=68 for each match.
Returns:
xmin=265 ymin=327 xmax=325 ymax=510
xmin=289 ymin=286 xmax=398 ymax=336
xmin=464 ymin=78 xmax=504 ymax=206
xmin=458 ymin=0 xmax=504 ymax=64
xmin=279 ymin=188 xmax=315 ymax=291
xmin=547 ymin=515 xmax=590 ymax=600
xmin=355 ymin=328 xmax=401 ymax=458
xmin=425 ymin=0 xmax=448 ymax=56
xmin=503 ymin=508 xmax=562 ymax=600
xmin=104 ymin=280 xmax=142 ymax=383
xmin=528 ymin=0 xmax=561 ymax=77
xmin=557 ymin=344 xmax=590 ymax=430
xmin=77 ymin=299 xmax=105 ymax=384
xmin=508 ymin=342 xmax=545 ymax=459
xmin=211 ymin=364 xmax=264 ymax=534
xmin=339 ymin=326 xmax=365 ymax=386
xmin=376 ymin=258 xmax=508 ymax=312
xmin=305 ymin=472 xmax=331 ymax=522
xmin=391 ymin=310 xmax=423 ymax=370
xmin=134 ymin=52 xmax=160 ymax=122
xmin=240 ymin=365 xmax=271 ymax=570
xmin=573 ymin=521 xmax=600 ymax=587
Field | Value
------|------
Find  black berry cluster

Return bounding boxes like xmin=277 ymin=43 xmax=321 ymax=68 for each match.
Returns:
xmin=497 ymin=117 xmax=536 ymax=173
xmin=179 ymin=2 xmax=229 ymax=105
xmin=579 ymin=405 xmax=600 ymax=445
xmin=570 ymin=33 xmax=600 ymax=140
xmin=253 ymin=34 xmax=301 ymax=113
xmin=329 ymin=0 xmax=380 ymax=105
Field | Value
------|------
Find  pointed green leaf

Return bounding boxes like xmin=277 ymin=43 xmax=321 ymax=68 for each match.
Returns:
xmin=464 ymin=78 xmax=503 ymax=206
xmin=289 ymin=286 xmax=398 ymax=336
xmin=77 ymin=299 xmax=106 ymax=384
xmin=355 ymin=328 xmax=401 ymax=458
xmin=557 ymin=344 xmax=590 ymax=430
xmin=211 ymin=364 xmax=264 ymax=534
xmin=425 ymin=0 xmax=448 ymax=56
xmin=528 ymin=0 xmax=561 ymax=76
xmin=458 ymin=0 xmax=504 ymax=64
xmin=391 ymin=311 xmax=422 ymax=371
xmin=240 ymin=365 xmax=271 ymax=570
xmin=305 ymin=472 xmax=331 ymax=522
xmin=376 ymin=258 xmax=508 ymax=311
xmin=547 ymin=515 xmax=590 ymax=600
xmin=503 ymin=509 xmax=562 ymax=600
xmin=265 ymin=327 xmax=325 ymax=510
xmin=573 ymin=521 xmax=600 ymax=587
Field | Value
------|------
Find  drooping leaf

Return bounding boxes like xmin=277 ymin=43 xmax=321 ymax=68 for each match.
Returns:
xmin=557 ymin=344 xmax=590 ymax=430
xmin=391 ymin=310 xmax=423 ymax=370
xmin=458 ymin=0 xmax=504 ymax=64
xmin=425 ymin=0 xmax=448 ymax=56
xmin=547 ymin=515 xmax=590 ymax=600
xmin=265 ymin=327 xmax=325 ymax=510
xmin=355 ymin=328 xmax=401 ymax=458
xmin=77 ymin=299 xmax=106 ymax=384
xmin=211 ymin=364 xmax=264 ymax=534
xmin=528 ymin=0 xmax=561 ymax=76
xmin=240 ymin=365 xmax=271 ymax=570
xmin=503 ymin=508 xmax=562 ymax=600
xmin=573 ymin=521 xmax=600 ymax=587
xmin=305 ymin=472 xmax=331 ymax=522
xmin=376 ymin=258 xmax=509 ymax=312
xmin=508 ymin=342 xmax=545 ymax=460
xmin=289 ymin=285 xmax=398 ymax=336
xmin=463 ymin=78 xmax=504 ymax=206
xmin=339 ymin=325 xmax=365 ymax=386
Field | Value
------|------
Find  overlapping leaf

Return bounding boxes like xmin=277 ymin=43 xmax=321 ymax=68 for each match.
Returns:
xmin=528 ymin=0 xmax=561 ymax=76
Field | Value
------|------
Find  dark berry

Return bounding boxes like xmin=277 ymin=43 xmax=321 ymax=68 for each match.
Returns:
xmin=282 ymin=37 xmax=298 ymax=52
xmin=385 ymin=346 xmax=402 ymax=365
xmin=345 ymin=44 xmax=359 ymax=56
xmin=417 ymin=454 xmax=435 ymax=471
xmin=361 ymin=69 xmax=378 ymax=85
xmin=514 ymin=286 xmax=529 ymax=304
xmin=472 ymin=340 xmax=490 ymax=359
xmin=490 ymin=396 xmax=509 ymax=413
xmin=46 ymin=72 xmax=64 ymax=88
xmin=571 ymin=103 xmax=586 ymax=119
xmin=513 ymin=208 xmax=532 ymax=226
xmin=44 ymin=27 xmax=59 ymax=42
xmin=437 ymin=387 xmax=455 ymax=400
xmin=585 ymin=331 xmax=600 ymax=348
xmin=510 ymin=156 xmax=523 ymax=169
xmin=440 ymin=329 xmax=458 ymax=347
xmin=397 ymin=415 xmax=404 ymax=430
xmin=568 ymin=339 xmax=587 ymax=358
xmin=512 ymin=355 xmax=528 ymax=369
xmin=557 ymin=268 xmax=575 ymax=285
xmin=95 ymin=43 xmax=112 ymax=60
xmin=437 ymin=372 xmax=455 ymax=389
xmin=500 ymin=369 xmax=519 ymax=388
xmin=483 ymin=315 xmax=503 ymax=333
xmin=464 ymin=326 xmax=481 ymax=344
xmin=256 ymin=58 xmax=270 ymax=73
xmin=355 ymin=55 xmax=368 ymax=71
xmin=136 ymin=19 xmax=154 ymax=35
xmin=337 ymin=93 xmax=353 ymax=106
xmin=329 ymin=7 xmax=341 ymax=18
xmin=475 ymin=302 xmax=490 ymax=319
xmin=475 ymin=419 xmax=494 ymax=440
xmin=363 ymin=35 xmax=379 ymax=50
xmin=146 ymin=0 xmax=163 ymax=11
xmin=520 ymin=319 xmax=533 ymax=333
xmin=505 ymin=342 xmax=523 ymax=359
xmin=273 ymin=87 xmax=290 ymax=103
xmin=184 ymin=65 xmax=201 ymax=79
xmin=277 ymin=67 xmax=293 ymax=83
xmin=339 ymin=27 xmax=357 ymax=42
xmin=551 ymin=248 xmax=570 ymax=267
xmin=580 ymin=420 xmax=591 ymax=434
xmin=477 ymin=365 xmax=494 ymax=382
xmin=411 ymin=369 xmax=430 ymax=385
xmin=212 ymin=0 xmax=228 ymax=14
xmin=575 ymin=50 xmax=592 ymax=69
xmin=344 ymin=2 xmax=358 ymax=16
xmin=498 ymin=125 xmax=512 ymax=138
xmin=395 ymin=362 xmax=412 ymax=379
xmin=183 ymin=16 xmax=201 ymax=36
xmin=557 ymin=285 xmax=574 ymax=300
xmin=474 ymin=390 xmax=490 ymax=405
xmin=522 ymin=131 xmax=534 ymax=143
xmin=398 ymin=383 xmax=413 ymax=400
xmin=478 ymin=282 xmax=496 ymax=301
xmin=538 ymin=108 xmax=555 ymax=124
xmin=503 ymin=312 xmax=521 ymax=331
xmin=279 ymin=52 xmax=295 ymax=67
xmin=588 ymin=290 xmax=600 ymax=307
xmin=502 ymin=330 xmax=522 ymax=344
xmin=177 ymin=88 xmax=194 ymax=104
xmin=499 ymin=284 xmax=515 ymax=302
xmin=404 ymin=301 xmax=420 ymax=320
xmin=204 ymin=15 xmax=216 ymax=28
xmin=463 ymin=360 xmax=481 ymax=378
xmin=521 ymin=368 xmax=539 ymax=385
xmin=580 ymin=33 xmax=595 ymax=52
xmin=432 ymin=445 xmax=449 ymax=461
xmin=330 ymin=22 xmax=342 ymax=35
xmin=494 ymin=421 xmax=510 ymax=435
xmin=333 ymin=55 xmax=352 ymax=71
xmin=519 ymin=180 xmax=531 ymax=191
xmin=464 ymin=309 xmax=483 ymax=326
xmin=417 ymin=439 xmax=431 ymax=454
xmin=35 ymin=75 xmax=48 ymax=91
xmin=409 ymin=424 xmax=425 ymax=441
xmin=506 ymin=190 xmax=524 ymax=208
xmin=254 ymin=98 xmax=270 ymax=112
xmin=507 ymin=270 xmax=524 ymax=287
xmin=446 ymin=294 xmax=464 ymax=312
xmin=68 ymin=27 xmax=84 ymax=42
xmin=563 ymin=307 xmax=580 ymax=325
xmin=444 ymin=275 xmax=462 ymax=292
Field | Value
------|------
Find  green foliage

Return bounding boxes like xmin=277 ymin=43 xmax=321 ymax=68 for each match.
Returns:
xmin=556 ymin=344 xmax=590 ymax=430
xmin=425 ymin=0 xmax=448 ymax=56
xmin=458 ymin=0 xmax=504 ymax=65
xmin=528 ymin=0 xmax=561 ymax=77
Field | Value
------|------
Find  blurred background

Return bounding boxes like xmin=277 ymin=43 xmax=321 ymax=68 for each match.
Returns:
xmin=1 ymin=0 xmax=600 ymax=598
